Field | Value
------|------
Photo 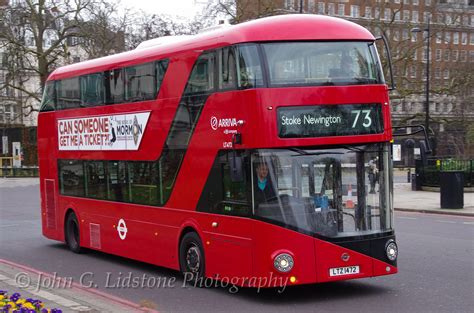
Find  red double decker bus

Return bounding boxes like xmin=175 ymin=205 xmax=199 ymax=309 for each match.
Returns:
xmin=38 ymin=14 xmax=398 ymax=287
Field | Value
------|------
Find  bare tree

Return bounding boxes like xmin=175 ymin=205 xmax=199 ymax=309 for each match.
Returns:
xmin=0 ymin=0 xmax=94 ymax=121
xmin=75 ymin=0 xmax=128 ymax=58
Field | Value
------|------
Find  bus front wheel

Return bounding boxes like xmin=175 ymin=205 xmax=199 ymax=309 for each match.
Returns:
xmin=179 ymin=232 xmax=205 ymax=285
xmin=65 ymin=212 xmax=82 ymax=253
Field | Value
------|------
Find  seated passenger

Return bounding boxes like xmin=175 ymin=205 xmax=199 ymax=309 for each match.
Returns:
xmin=254 ymin=161 xmax=277 ymax=207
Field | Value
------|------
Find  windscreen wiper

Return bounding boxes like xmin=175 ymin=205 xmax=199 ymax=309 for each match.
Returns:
xmin=289 ymin=148 xmax=343 ymax=156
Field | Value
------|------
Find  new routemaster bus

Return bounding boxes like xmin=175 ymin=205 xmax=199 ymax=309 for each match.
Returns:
xmin=38 ymin=14 xmax=398 ymax=287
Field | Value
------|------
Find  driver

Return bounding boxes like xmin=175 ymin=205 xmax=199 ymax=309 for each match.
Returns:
xmin=254 ymin=161 xmax=277 ymax=206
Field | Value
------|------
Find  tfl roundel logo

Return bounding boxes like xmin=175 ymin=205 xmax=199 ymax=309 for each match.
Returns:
xmin=210 ymin=116 xmax=218 ymax=130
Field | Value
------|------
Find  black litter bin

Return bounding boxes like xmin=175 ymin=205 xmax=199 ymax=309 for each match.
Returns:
xmin=440 ymin=171 xmax=464 ymax=209
xmin=411 ymin=173 xmax=421 ymax=191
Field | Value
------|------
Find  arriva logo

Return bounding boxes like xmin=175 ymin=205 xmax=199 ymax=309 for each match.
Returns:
xmin=210 ymin=116 xmax=238 ymax=130
xmin=210 ymin=116 xmax=218 ymax=130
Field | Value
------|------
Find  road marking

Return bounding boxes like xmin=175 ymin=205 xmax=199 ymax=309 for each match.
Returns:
xmin=0 ymin=224 xmax=22 ymax=228
xmin=463 ymin=222 xmax=474 ymax=225
xmin=436 ymin=220 xmax=457 ymax=224
xmin=397 ymin=216 xmax=417 ymax=220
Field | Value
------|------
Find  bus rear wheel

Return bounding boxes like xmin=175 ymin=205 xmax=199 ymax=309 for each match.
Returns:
xmin=65 ymin=212 xmax=82 ymax=253
xmin=179 ymin=232 xmax=205 ymax=285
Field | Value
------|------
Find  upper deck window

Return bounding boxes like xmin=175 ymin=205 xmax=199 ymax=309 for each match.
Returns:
xmin=81 ymin=73 xmax=105 ymax=106
xmin=185 ymin=53 xmax=215 ymax=94
xmin=262 ymin=41 xmax=383 ymax=87
xmin=237 ymin=45 xmax=264 ymax=89
xmin=105 ymin=68 xmax=125 ymax=104
xmin=218 ymin=47 xmax=237 ymax=90
xmin=57 ymin=77 xmax=80 ymax=109
xmin=40 ymin=81 xmax=56 ymax=112
xmin=125 ymin=62 xmax=156 ymax=101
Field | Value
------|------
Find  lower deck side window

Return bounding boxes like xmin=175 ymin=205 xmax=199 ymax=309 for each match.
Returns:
xmin=58 ymin=159 xmax=163 ymax=206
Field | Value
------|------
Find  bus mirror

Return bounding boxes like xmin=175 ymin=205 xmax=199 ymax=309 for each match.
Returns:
xmin=419 ymin=140 xmax=428 ymax=166
xmin=230 ymin=154 xmax=244 ymax=182
xmin=375 ymin=35 xmax=396 ymax=91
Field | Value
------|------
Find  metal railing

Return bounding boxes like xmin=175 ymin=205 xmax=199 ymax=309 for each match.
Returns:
xmin=0 ymin=167 xmax=39 ymax=177
xmin=416 ymin=158 xmax=473 ymax=187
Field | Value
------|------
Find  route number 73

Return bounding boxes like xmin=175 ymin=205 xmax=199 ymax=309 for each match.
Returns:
xmin=351 ymin=110 xmax=372 ymax=128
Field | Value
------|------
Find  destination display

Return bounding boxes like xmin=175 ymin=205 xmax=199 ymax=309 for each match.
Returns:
xmin=277 ymin=104 xmax=383 ymax=138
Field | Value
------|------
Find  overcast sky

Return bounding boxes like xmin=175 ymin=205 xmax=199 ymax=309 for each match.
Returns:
xmin=119 ymin=0 xmax=208 ymax=19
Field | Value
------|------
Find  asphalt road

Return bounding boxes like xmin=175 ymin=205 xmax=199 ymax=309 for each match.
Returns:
xmin=1 ymin=180 xmax=473 ymax=313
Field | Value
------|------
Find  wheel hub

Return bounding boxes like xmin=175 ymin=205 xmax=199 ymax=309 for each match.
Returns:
xmin=186 ymin=245 xmax=201 ymax=273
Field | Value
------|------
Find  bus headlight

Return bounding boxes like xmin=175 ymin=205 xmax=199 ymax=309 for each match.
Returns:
xmin=385 ymin=240 xmax=398 ymax=261
xmin=273 ymin=253 xmax=294 ymax=273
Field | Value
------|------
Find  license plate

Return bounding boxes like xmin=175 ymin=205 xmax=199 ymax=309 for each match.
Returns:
xmin=329 ymin=266 xmax=360 ymax=277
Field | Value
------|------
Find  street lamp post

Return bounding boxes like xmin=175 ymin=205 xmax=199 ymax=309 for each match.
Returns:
xmin=411 ymin=17 xmax=431 ymax=138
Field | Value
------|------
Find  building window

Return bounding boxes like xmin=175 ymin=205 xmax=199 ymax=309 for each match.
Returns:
xmin=452 ymin=50 xmax=458 ymax=61
xmin=402 ymin=29 xmax=409 ymax=41
xmin=328 ymin=3 xmax=335 ymax=15
xmin=434 ymin=67 xmax=440 ymax=79
xmin=338 ymin=4 xmax=345 ymax=16
xmin=365 ymin=6 xmax=371 ymax=18
xmin=436 ymin=32 xmax=442 ymax=44
xmin=404 ymin=0 xmax=409 ymax=4
xmin=446 ymin=14 xmax=452 ymax=25
xmin=423 ymin=48 xmax=428 ymax=61
xmin=410 ymin=66 xmax=416 ymax=78
xmin=413 ymin=49 xmax=418 ymax=60
xmin=284 ymin=0 xmax=293 ymax=9
xmin=436 ymin=13 xmax=444 ymax=24
xmin=453 ymin=32 xmax=459 ymax=45
xmin=445 ymin=32 xmax=451 ymax=44
xmin=394 ymin=11 xmax=400 ymax=21
xmin=385 ymin=8 xmax=391 ymax=20
xmin=412 ymin=11 xmax=418 ymax=23
xmin=425 ymin=0 xmax=431 ymax=6
xmin=374 ymin=7 xmax=380 ymax=19
xmin=308 ymin=0 xmax=315 ymax=12
xmin=411 ymin=32 xmax=417 ymax=42
xmin=460 ymin=50 xmax=467 ymax=62
xmin=423 ymin=12 xmax=431 ymax=23
xmin=444 ymin=50 xmax=450 ymax=61
xmin=403 ymin=10 xmax=410 ymax=21
xmin=351 ymin=5 xmax=359 ymax=18
xmin=413 ymin=0 xmax=419 ymax=5
xmin=393 ymin=30 xmax=399 ymax=41
xmin=318 ymin=2 xmax=325 ymax=14
xmin=443 ymin=69 xmax=449 ymax=79
xmin=436 ymin=49 xmax=442 ymax=61
xmin=469 ymin=51 xmax=474 ymax=62
xmin=461 ymin=33 xmax=467 ymax=45
xmin=470 ymin=33 xmax=474 ymax=45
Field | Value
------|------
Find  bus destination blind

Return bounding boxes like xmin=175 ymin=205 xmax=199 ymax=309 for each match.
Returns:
xmin=277 ymin=104 xmax=384 ymax=138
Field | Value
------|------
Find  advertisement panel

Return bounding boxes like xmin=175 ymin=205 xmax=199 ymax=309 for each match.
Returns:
xmin=57 ymin=112 xmax=150 ymax=151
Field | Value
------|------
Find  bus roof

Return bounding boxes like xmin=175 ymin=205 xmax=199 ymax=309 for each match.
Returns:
xmin=48 ymin=14 xmax=374 ymax=81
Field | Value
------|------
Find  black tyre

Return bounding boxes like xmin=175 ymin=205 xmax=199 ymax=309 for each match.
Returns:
xmin=179 ymin=232 xmax=205 ymax=285
xmin=65 ymin=212 xmax=82 ymax=253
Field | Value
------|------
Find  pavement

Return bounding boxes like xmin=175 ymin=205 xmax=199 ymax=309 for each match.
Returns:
xmin=0 ymin=259 xmax=157 ymax=313
xmin=0 ymin=177 xmax=473 ymax=312
xmin=393 ymin=182 xmax=474 ymax=217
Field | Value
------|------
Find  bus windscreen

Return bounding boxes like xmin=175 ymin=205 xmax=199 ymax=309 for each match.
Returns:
xmin=263 ymin=41 xmax=384 ymax=87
